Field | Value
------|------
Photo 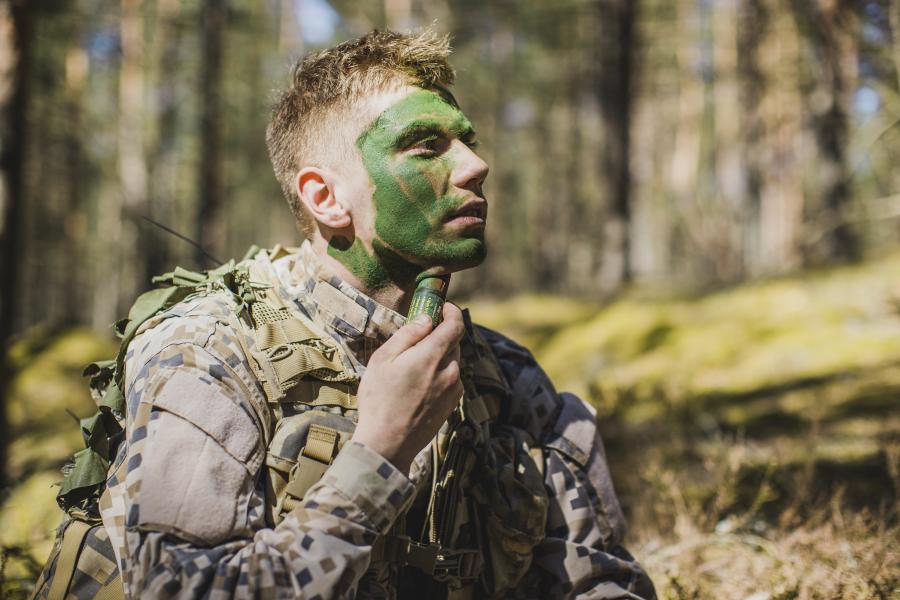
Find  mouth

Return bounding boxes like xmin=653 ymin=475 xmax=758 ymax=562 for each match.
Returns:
xmin=445 ymin=199 xmax=487 ymax=228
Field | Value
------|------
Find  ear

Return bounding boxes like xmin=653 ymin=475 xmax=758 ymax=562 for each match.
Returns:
xmin=295 ymin=167 xmax=351 ymax=229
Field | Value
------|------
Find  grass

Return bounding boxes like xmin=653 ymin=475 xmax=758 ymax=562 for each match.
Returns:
xmin=2 ymin=252 xmax=900 ymax=598
xmin=465 ymin=251 xmax=900 ymax=599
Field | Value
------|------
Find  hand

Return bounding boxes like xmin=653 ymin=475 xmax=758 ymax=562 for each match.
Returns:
xmin=351 ymin=302 xmax=465 ymax=473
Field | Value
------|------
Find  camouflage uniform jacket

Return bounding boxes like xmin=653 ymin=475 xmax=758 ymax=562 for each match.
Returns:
xmin=98 ymin=242 xmax=655 ymax=599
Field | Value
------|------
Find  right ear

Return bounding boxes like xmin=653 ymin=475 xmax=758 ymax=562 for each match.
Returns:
xmin=295 ymin=167 xmax=352 ymax=229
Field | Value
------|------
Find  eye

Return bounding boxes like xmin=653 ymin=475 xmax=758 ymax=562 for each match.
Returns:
xmin=461 ymin=132 xmax=480 ymax=149
xmin=411 ymin=135 xmax=449 ymax=157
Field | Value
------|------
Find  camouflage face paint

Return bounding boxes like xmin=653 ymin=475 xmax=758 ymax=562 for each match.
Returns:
xmin=329 ymin=88 xmax=486 ymax=291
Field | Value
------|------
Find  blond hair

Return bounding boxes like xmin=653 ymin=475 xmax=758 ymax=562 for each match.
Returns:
xmin=266 ymin=28 xmax=456 ymax=236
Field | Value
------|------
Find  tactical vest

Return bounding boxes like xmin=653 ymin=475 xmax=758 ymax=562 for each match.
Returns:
xmin=32 ymin=247 xmax=549 ymax=600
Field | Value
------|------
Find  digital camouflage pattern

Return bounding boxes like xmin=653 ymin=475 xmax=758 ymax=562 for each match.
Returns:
xmin=78 ymin=242 xmax=654 ymax=599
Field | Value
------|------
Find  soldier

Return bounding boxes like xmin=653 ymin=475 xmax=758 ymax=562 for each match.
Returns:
xmin=39 ymin=28 xmax=656 ymax=599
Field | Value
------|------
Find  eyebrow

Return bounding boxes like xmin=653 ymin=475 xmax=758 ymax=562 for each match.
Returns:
xmin=394 ymin=118 xmax=476 ymax=149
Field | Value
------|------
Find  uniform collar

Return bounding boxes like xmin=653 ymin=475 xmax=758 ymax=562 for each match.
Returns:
xmin=268 ymin=241 xmax=406 ymax=371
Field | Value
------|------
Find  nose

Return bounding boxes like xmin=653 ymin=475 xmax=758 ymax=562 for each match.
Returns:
xmin=449 ymin=140 xmax=489 ymax=194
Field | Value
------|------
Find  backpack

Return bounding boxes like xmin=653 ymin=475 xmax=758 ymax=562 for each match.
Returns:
xmin=32 ymin=247 xmax=549 ymax=599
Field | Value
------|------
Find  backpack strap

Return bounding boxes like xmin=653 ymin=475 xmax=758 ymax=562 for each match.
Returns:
xmin=46 ymin=519 xmax=91 ymax=599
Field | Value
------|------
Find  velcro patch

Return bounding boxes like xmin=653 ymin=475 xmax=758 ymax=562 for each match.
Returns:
xmin=151 ymin=368 xmax=260 ymax=467
xmin=311 ymin=282 xmax=369 ymax=333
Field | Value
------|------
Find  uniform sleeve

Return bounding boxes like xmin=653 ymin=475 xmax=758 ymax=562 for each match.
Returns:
xmin=525 ymin=393 xmax=656 ymax=600
xmin=108 ymin=300 xmax=415 ymax=599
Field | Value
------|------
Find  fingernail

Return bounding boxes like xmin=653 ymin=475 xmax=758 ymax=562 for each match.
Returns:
xmin=413 ymin=314 xmax=432 ymax=326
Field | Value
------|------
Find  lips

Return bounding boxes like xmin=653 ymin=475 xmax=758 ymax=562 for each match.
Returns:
xmin=446 ymin=199 xmax=488 ymax=224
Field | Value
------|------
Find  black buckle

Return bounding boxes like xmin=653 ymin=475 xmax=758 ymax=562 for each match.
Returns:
xmin=433 ymin=548 xmax=483 ymax=584
xmin=406 ymin=541 xmax=440 ymax=573
xmin=386 ymin=535 xmax=483 ymax=585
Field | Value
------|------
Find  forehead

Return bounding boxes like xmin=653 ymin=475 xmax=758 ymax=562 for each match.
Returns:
xmin=354 ymin=85 xmax=471 ymax=143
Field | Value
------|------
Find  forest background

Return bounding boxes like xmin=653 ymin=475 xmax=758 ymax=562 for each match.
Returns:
xmin=1 ymin=0 xmax=898 ymax=598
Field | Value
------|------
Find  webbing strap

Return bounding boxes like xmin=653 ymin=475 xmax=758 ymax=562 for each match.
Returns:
xmin=304 ymin=424 xmax=340 ymax=462
xmin=269 ymin=346 xmax=347 ymax=385
xmin=281 ymin=425 xmax=340 ymax=508
xmin=92 ymin=575 xmax=124 ymax=600
xmin=256 ymin=319 xmax=318 ymax=351
xmin=47 ymin=519 xmax=92 ymax=600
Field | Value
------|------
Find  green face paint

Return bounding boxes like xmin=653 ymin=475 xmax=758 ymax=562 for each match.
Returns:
xmin=330 ymin=88 xmax=486 ymax=291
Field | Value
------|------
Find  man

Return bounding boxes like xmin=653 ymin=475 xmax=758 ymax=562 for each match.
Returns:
xmin=95 ymin=29 xmax=655 ymax=599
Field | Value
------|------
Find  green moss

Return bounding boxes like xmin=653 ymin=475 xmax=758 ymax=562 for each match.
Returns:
xmin=0 ymin=470 xmax=63 ymax=566
xmin=1 ymin=327 xmax=117 ymax=591
xmin=470 ymin=250 xmax=900 ymax=416
xmin=469 ymin=252 xmax=900 ymax=518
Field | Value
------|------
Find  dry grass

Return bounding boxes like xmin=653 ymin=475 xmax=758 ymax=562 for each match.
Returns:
xmin=626 ymin=439 xmax=899 ymax=600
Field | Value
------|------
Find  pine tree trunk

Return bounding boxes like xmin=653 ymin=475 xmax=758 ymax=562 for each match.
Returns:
xmin=791 ymin=0 xmax=859 ymax=262
xmin=63 ymin=43 xmax=88 ymax=326
xmin=119 ymin=0 xmax=149 ymax=293
xmin=196 ymin=0 xmax=226 ymax=267
xmin=593 ymin=0 xmax=636 ymax=294
xmin=0 ymin=0 xmax=33 ymax=486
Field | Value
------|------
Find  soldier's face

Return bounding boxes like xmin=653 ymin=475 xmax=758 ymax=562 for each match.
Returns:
xmin=328 ymin=85 xmax=489 ymax=289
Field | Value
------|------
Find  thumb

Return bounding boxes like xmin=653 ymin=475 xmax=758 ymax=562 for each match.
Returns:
xmin=380 ymin=314 xmax=433 ymax=357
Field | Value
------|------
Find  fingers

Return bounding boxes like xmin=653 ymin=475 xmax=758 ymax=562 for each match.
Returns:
xmin=379 ymin=313 xmax=433 ymax=358
xmin=436 ymin=339 xmax=461 ymax=369
xmin=436 ymin=359 xmax=462 ymax=394
xmin=425 ymin=303 xmax=465 ymax=356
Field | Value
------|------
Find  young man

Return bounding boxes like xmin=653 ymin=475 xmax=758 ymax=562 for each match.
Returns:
xmin=95 ymin=29 xmax=655 ymax=599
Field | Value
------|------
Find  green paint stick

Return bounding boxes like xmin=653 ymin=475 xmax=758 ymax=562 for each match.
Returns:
xmin=407 ymin=275 xmax=450 ymax=326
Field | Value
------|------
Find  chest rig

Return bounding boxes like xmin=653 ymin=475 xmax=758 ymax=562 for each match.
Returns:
xmin=240 ymin=251 xmax=550 ymax=598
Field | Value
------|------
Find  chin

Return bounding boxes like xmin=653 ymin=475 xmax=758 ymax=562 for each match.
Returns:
xmin=430 ymin=238 xmax=487 ymax=273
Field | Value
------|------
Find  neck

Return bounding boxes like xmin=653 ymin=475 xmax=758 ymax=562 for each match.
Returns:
xmin=311 ymin=236 xmax=417 ymax=315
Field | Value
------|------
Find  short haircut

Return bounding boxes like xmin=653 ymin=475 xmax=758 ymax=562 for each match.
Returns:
xmin=266 ymin=28 xmax=456 ymax=237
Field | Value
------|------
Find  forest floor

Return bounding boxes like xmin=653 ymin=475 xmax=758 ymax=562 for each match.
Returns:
xmin=2 ymin=253 xmax=899 ymax=599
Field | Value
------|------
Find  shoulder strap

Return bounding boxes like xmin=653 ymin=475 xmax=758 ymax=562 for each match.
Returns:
xmin=46 ymin=519 xmax=92 ymax=599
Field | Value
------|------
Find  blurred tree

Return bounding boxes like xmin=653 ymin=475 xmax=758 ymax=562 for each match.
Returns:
xmin=62 ymin=28 xmax=89 ymax=325
xmin=0 ymin=0 xmax=33 ymax=484
xmin=792 ymin=0 xmax=861 ymax=263
xmin=739 ymin=0 xmax=805 ymax=275
xmin=891 ymin=0 xmax=900 ymax=90
xmin=196 ymin=0 xmax=226 ymax=266
xmin=145 ymin=0 xmax=183 ymax=277
xmin=592 ymin=0 xmax=637 ymax=293
xmin=119 ymin=0 xmax=151 ymax=299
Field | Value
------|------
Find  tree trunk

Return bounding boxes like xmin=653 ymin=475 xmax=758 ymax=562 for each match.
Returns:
xmin=196 ymin=0 xmax=226 ymax=267
xmin=592 ymin=0 xmax=636 ymax=294
xmin=120 ymin=0 xmax=150 ymax=292
xmin=889 ymin=0 xmax=900 ymax=92
xmin=791 ymin=0 xmax=859 ymax=262
xmin=739 ymin=0 xmax=805 ymax=275
xmin=146 ymin=0 xmax=182 ymax=273
xmin=0 ymin=0 xmax=33 ymax=486
xmin=63 ymin=42 xmax=88 ymax=326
